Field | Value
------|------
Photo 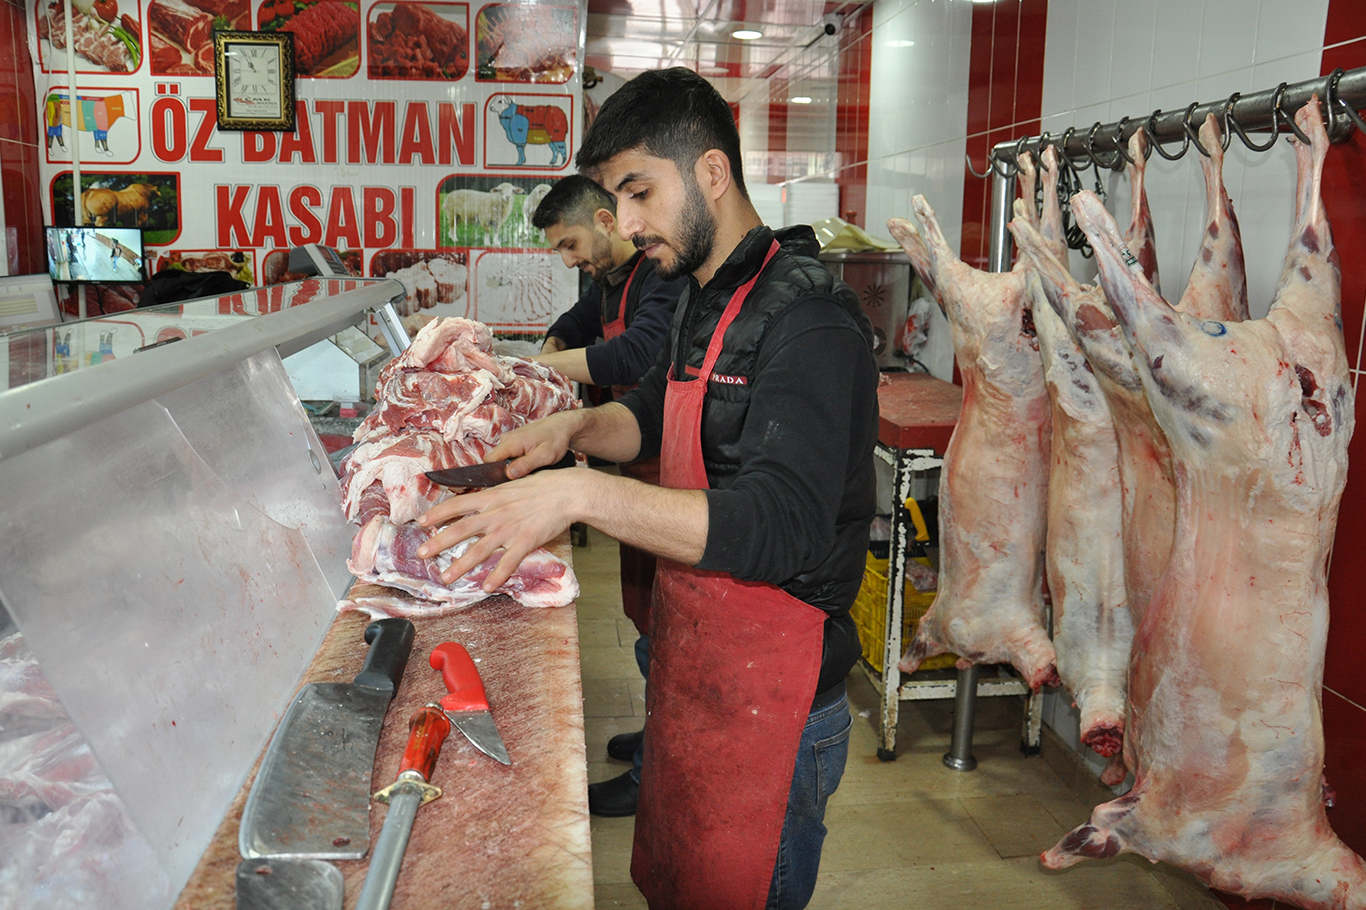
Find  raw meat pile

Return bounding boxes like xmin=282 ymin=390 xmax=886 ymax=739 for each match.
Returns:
xmin=37 ymin=2 xmax=139 ymax=72
xmin=339 ymin=317 xmax=581 ymax=618
xmin=889 ymin=97 xmax=1363 ymax=907
xmin=0 ymin=631 xmax=170 ymax=909
xmin=279 ymin=0 xmax=357 ymax=72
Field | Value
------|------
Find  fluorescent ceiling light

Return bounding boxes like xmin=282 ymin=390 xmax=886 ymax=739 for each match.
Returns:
xmin=732 ymin=29 xmax=762 ymax=39
xmin=886 ymin=39 xmax=915 ymax=47
xmin=790 ymin=96 xmax=813 ymax=104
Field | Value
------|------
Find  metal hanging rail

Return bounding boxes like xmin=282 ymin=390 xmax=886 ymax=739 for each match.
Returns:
xmin=971 ymin=66 xmax=1366 ymax=274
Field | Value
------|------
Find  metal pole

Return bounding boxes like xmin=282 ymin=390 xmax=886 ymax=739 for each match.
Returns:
xmin=61 ymin=0 xmax=85 ymax=318
xmin=943 ymin=663 xmax=979 ymax=771
xmin=987 ymin=167 xmax=1015 ymax=273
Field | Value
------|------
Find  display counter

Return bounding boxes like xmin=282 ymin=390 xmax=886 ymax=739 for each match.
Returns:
xmin=0 ymin=280 xmax=591 ymax=909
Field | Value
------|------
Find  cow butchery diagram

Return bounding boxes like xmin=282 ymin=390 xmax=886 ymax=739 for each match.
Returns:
xmin=43 ymin=88 xmax=139 ymax=161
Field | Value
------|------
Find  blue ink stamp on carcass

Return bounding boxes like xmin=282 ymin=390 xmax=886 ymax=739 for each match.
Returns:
xmin=1201 ymin=321 xmax=1227 ymax=336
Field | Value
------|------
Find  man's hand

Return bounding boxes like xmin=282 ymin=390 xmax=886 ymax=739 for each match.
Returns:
xmin=541 ymin=335 xmax=567 ymax=354
xmin=416 ymin=467 xmax=598 ymax=590
xmin=531 ymin=348 xmax=593 ymax=385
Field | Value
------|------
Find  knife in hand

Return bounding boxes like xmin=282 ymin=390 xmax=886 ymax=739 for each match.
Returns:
xmin=424 ymin=451 xmax=577 ymax=489
xmin=430 ymin=642 xmax=512 ymax=766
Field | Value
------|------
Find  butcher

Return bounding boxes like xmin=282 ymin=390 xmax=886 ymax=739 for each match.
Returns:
xmin=531 ymin=173 xmax=687 ymax=817
xmin=418 ymin=67 xmax=878 ymax=910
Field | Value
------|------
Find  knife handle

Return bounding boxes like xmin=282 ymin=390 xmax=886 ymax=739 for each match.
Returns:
xmin=429 ymin=642 xmax=490 ymax=713
xmin=398 ymin=705 xmax=451 ymax=783
xmin=353 ymin=619 xmax=416 ymax=697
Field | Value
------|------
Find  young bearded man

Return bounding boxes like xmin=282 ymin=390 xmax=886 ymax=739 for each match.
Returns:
xmin=532 ymin=174 xmax=686 ymax=816
xmin=417 ymin=67 xmax=878 ymax=910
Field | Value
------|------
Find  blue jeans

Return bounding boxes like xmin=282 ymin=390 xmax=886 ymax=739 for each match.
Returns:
xmin=631 ymin=635 xmax=650 ymax=784
xmin=766 ymin=684 xmax=852 ymax=910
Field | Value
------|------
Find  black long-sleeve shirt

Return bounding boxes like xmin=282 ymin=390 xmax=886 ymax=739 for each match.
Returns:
xmin=545 ymin=253 xmax=685 ymax=387
xmin=620 ymin=226 xmax=879 ymax=693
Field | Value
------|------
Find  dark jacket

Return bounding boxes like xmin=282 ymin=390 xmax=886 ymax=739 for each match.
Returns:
xmin=544 ymin=252 xmax=686 ymax=387
xmin=621 ymin=224 xmax=880 ymax=691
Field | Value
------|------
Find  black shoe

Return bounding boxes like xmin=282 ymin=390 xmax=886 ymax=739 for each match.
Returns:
xmin=588 ymin=770 xmax=639 ymax=817
xmin=607 ymin=729 xmax=644 ymax=762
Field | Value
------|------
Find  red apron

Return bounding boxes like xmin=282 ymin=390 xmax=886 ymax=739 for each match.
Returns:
xmin=605 ymin=254 xmax=660 ymax=634
xmin=630 ymin=241 xmax=828 ymax=910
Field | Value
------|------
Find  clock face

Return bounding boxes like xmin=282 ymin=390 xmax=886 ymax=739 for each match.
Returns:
xmin=227 ymin=43 xmax=282 ymax=121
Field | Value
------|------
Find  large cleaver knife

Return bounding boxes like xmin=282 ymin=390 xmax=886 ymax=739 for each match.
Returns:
xmin=239 ymin=618 xmax=415 ymax=860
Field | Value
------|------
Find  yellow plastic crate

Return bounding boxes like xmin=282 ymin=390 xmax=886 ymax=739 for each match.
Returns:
xmin=852 ymin=550 xmax=956 ymax=673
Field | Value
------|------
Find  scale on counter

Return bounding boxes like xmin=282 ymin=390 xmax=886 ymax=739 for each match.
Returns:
xmin=288 ymin=243 xmax=355 ymax=278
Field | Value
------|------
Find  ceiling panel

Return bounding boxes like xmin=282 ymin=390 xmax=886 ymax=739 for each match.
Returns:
xmin=584 ymin=0 xmax=870 ymax=100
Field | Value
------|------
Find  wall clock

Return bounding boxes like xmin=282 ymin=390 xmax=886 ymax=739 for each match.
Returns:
xmin=214 ymin=31 xmax=296 ymax=132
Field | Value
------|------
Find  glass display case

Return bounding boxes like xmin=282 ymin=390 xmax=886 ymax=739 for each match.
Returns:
xmin=0 ymin=278 xmax=406 ymax=909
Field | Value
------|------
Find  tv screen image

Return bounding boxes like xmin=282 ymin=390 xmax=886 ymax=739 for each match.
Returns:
xmin=46 ymin=226 xmax=145 ymax=284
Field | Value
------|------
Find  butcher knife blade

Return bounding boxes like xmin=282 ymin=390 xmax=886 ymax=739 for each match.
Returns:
xmin=235 ymin=858 xmax=343 ymax=910
xmin=430 ymin=641 xmax=511 ymax=765
xmin=238 ymin=617 xmax=416 ymax=860
xmin=424 ymin=451 xmax=577 ymax=488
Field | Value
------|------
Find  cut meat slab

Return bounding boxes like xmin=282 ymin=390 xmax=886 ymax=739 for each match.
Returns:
xmin=1013 ymin=150 xmax=1132 ymax=760
xmin=341 ymin=430 xmax=468 ymax=525
xmin=345 ymin=515 xmax=579 ymax=614
xmin=1044 ymin=100 xmax=1366 ymax=909
xmin=887 ymin=197 xmax=1057 ymax=690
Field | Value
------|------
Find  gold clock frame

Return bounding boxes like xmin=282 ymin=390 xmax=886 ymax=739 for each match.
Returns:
xmin=214 ymin=31 xmax=296 ymax=131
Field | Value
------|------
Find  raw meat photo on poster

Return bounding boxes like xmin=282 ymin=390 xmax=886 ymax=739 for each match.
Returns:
xmin=151 ymin=249 xmax=256 ymax=284
xmin=146 ymin=0 xmax=249 ymax=75
xmin=369 ymin=249 xmax=469 ymax=318
xmin=474 ymin=2 xmax=575 ymax=83
xmin=484 ymin=94 xmax=571 ymax=169
xmin=50 ymin=172 xmax=180 ymax=245
xmin=259 ymin=0 xmax=360 ymax=77
xmin=471 ymin=249 xmax=576 ymax=333
xmin=368 ymin=2 xmax=467 ymax=80
xmin=34 ymin=0 xmax=143 ymax=74
xmin=437 ymin=175 xmax=554 ymax=249
xmin=261 ymin=247 xmax=361 ymax=283
xmin=43 ymin=88 xmax=140 ymax=164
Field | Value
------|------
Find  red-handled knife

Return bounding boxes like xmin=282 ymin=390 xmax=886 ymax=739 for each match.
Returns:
xmin=430 ymin=642 xmax=512 ymax=766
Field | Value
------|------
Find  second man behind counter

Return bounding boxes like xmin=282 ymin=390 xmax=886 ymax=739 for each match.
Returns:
xmin=531 ymin=175 xmax=687 ymax=817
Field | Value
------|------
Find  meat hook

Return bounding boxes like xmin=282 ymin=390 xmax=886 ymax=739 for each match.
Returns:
xmin=1059 ymin=126 xmax=1094 ymax=174
xmin=1147 ymin=108 xmax=1190 ymax=160
xmin=1226 ymin=91 xmax=1280 ymax=152
xmin=1274 ymin=82 xmax=1312 ymax=143
xmin=1036 ymin=132 xmax=1055 ymax=169
xmin=1085 ymin=121 xmax=1123 ymax=170
xmin=1183 ymin=102 xmax=1211 ymax=157
xmin=1111 ymin=118 xmax=1135 ymax=165
xmin=1326 ymin=68 xmax=1366 ymax=138
xmin=964 ymin=148 xmax=1016 ymax=180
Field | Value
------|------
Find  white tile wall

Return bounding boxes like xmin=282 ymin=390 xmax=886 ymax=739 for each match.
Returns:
xmin=864 ymin=0 xmax=974 ymax=249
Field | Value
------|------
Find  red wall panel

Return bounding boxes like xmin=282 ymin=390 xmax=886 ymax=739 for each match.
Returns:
xmin=0 ymin=0 xmax=45 ymax=276
xmin=959 ymin=0 xmax=1047 ymax=271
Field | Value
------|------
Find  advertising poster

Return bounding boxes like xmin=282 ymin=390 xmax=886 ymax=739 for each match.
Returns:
xmin=27 ymin=0 xmax=585 ymax=337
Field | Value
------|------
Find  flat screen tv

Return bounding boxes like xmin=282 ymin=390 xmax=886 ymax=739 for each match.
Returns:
xmin=46 ymin=226 xmax=145 ymax=285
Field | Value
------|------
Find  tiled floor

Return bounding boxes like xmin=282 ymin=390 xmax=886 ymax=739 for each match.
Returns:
xmin=572 ymin=526 xmax=1224 ymax=910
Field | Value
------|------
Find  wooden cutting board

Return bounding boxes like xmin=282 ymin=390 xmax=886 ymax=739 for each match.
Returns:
xmin=171 ymin=535 xmax=593 ymax=909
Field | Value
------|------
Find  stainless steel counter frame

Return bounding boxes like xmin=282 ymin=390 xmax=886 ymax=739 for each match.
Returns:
xmin=0 ymin=278 xmax=408 ymax=463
